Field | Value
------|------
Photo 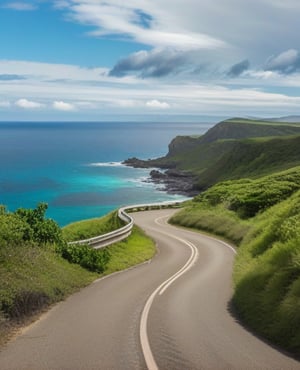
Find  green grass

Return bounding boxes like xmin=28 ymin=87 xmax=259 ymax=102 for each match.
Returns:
xmin=170 ymin=167 xmax=300 ymax=354
xmin=226 ymin=117 xmax=300 ymax=126
xmin=0 ymin=209 xmax=155 ymax=346
xmin=170 ymin=203 xmax=251 ymax=245
xmin=0 ymin=243 xmax=97 ymax=345
xmin=233 ymin=191 xmax=300 ymax=352
xmin=62 ymin=211 xmax=124 ymax=242
xmin=102 ymin=226 xmax=156 ymax=275
xmin=140 ymin=119 xmax=300 ymax=192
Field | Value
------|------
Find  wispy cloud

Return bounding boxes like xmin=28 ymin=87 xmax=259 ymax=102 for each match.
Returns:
xmin=63 ymin=1 xmax=225 ymax=51
xmin=0 ymin=74 xmax=26 ymax=81
xmin=265 ymin=49 xmax=300 ymax=74
xmin=2 ymin=2 xmax=37 ymax=11
xmin=0 ymin=101 xmax=11 ymax=108
xmin=2 ymin=59 xmax=300 ymax=118
xmin=110 ymin=48 xmax=196 ymax=78
xmin=53 ymin=0 xmax=69 ymax=9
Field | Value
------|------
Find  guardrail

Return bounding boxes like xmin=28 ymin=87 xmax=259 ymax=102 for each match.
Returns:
xmin=68 ymin=200 xmax=187 ymax=249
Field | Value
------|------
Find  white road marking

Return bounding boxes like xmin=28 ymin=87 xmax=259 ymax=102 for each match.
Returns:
xmin=140 ymin=215 xmax=199 ymax=370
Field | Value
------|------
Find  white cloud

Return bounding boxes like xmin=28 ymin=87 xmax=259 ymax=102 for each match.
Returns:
xmin=2 ymin=2 xmax=37 ymax=11
xmin=15 ymin=98 xmax=44 ymax=109
xmin=65 ymin=1 xmax=225 ymax=51
xmin=53 ymin=100 xmax=76 ymax=111
xmin=2 ymin=59 xmax=300 ymax=118
xmin=146 ymin=100 xmax=170 ymax=109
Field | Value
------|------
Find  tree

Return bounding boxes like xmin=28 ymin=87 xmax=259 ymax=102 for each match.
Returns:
xmin=15 ymin=203 xmax=62 ymax=244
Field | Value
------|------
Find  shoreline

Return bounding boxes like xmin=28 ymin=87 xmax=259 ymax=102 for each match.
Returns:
xmin=123 ymin=157 xmax=199 ymax=197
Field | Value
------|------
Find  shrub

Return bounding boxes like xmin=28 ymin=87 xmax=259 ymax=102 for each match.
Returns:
xmin=56 ymin=243 xmax=110 ymax=273
xmin=15 ymin=202 xmax=62 ymax=244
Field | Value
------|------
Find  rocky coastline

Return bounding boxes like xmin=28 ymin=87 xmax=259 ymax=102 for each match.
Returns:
xmin=123 ymin=157 xmax=198 ymax=197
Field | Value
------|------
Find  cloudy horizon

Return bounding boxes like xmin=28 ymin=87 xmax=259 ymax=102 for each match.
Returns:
xmin=1 ymin=0 xmax=300 ymax=121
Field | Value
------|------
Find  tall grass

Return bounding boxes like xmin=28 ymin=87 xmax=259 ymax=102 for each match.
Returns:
xmin=233 ymin=191 xmax=300 ymax=352
xmin=0 ymin=243 xmax=97 ymax=345
xmin=170 ymin=167 xmax=300 ymax=354
xmin=62 ymin=211 xmax=124 ymax=242
xmin=170 ymin=203 xmax=251 ymax=245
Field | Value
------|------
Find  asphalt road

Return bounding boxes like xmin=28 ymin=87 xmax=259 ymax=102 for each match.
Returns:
xmin=0 ymin=209 xmax=299 ymax=370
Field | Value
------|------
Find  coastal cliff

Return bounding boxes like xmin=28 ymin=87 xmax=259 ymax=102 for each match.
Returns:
xmin=124 ymin=118 xmax=300 ymax=195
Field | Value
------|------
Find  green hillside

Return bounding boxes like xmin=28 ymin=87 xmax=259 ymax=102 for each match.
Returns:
xmin=0 ymin=205 xmax=155 ymax=345
xmin=170 ymin=166 xmax=300 ymax=354
xmin=197 ymin=135 xmax=300 ymax=189
xmin=163 ymin=119 xmax=300 ymax=355
xmin=125 ymin=118 xmax=300 ymax=190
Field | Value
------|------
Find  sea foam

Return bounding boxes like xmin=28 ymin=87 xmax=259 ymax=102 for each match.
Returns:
xmin=88 ymin=162 xmax=125 ymax=167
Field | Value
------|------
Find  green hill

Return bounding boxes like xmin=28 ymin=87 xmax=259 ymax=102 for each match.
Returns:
xmin=170 ymin=166 xmax=300 ymax=354
xmin=118 ymin=116 xmax=300 ymax=355
xmin=125 ymin=118 xmax=300 ymax=191
xmin=197 ymin=135 xmax=300 ymax=189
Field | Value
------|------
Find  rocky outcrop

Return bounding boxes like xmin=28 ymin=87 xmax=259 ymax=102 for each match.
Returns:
xmin=123 ymin=157 xmax=152 ymax=168
xmin=123 ymin=158 xmax=198 ymax=197
xmin=147 ymin=169 xmax=198 ymax=196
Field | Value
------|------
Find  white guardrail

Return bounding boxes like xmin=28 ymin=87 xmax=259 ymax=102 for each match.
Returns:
xmin=68 ymin=200 xmax=186 ymax=250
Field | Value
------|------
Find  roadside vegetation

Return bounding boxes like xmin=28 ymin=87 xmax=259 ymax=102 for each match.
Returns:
xmin=170 ymin=166 xmax=300 ymax=354
xmin=0 ymin=204 xmax=155 ymax=346
xmin=62 ymin=211 xmax=124 ymax=242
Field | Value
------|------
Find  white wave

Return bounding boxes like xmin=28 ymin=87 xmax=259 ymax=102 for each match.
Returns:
xmin=88 ymin=162 xmax=125 ymax=167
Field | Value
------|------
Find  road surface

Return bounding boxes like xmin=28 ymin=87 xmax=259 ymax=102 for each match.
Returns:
xmin=0 ymin=209 xmax=299 ymax=369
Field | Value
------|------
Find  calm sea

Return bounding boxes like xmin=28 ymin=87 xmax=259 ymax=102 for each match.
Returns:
xmin=0 ymin=121 xmax=213 ymax=225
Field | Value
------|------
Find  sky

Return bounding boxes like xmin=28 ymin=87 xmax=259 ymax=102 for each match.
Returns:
xmin=1 ymin=0 xmax=300 ymax=121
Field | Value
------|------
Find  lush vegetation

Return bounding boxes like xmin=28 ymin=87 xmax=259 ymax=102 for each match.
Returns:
xmin=62 ymin=211 xmax=124 ymax=242
xmin=0 ymin=204 xmax=155 ymax=345
xmin=130 ymin=118 xmax=300 ymax=191
xmin=170 ymin=166 xmax=300 ymax=353
xmin=103 ymin=225 xmax=155 ymax=275
xmin=233 ymin=191 xmax=300 ymax=352
xmin=56 ymin=243 xmax=111 ymax=273
xmin=0 ymin=203 xmax=97 ymax=344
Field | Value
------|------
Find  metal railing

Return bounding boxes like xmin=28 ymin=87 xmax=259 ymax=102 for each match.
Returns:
xmin=68 ymin=200 xmax=186 ymax=249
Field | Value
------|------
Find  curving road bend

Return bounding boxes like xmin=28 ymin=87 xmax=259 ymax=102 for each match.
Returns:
xmin=0 ymin=209 xmax=299 ymax=369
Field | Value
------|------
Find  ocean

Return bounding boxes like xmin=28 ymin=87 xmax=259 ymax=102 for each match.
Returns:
xmin=0 ymin=121 xmax=213 ymax=226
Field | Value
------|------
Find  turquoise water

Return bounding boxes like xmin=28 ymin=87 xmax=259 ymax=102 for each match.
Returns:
xmin=0 ymin=121 xmax=212 ymax=225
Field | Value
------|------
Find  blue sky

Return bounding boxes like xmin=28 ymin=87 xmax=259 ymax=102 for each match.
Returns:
xmin=1 ymin=0 xmax=300 ymax=121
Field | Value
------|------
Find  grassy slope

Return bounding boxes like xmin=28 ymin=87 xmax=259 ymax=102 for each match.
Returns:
xmin=0 ymin=244 xmax=97 ymax=345
xmin=62 ymin=211 xmax=124 ymax=242
xmin=0 ymin=212 xmax=155 ymax=345
xmin=143 ymin=119 xmax=300 ymax=190
xmin=170 ymin=166 xmax=300 ymax=353
xmin=196 ymin=135 xmax=300 ymax=189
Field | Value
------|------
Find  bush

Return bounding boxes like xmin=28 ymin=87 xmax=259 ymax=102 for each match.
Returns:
xmin=15 ymin=202 xmax=62 ymax=244
xmin=56 ymin=243 xmax=110 ymax=273
xmin=195 ymin=167 xmax=300 ymax=218
xmin=0 ymin=213 xmax=32 ymax=247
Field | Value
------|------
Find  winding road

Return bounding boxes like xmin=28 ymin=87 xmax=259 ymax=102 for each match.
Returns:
xmin=0 ymin=209 xmax=299 ymax=369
